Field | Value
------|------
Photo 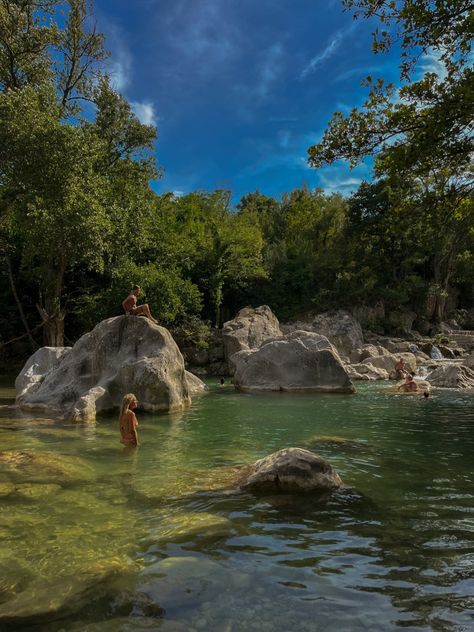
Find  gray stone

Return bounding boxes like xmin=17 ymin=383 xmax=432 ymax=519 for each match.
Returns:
xmin=185 ymin=371 xmax=209 ymax=396
xmin=233 ymin=331 xmax=354 ymax=393
xmin=222 ymin=305 xmax=282 ymax=372
xmin=364 ymin=352 xmax=417 ymax=377
xmin=347 ymin=363 xmax=389 ymax=380
xmin=426 ymin=364 xmax=474 ymax=389
xmin=310 ymin=310 xmax=363 ymax=357
xmin=16 ymin=316 xmax=191 ymax=422
xmin=240 ymin=447 xmax=343 ymax=493
xmin=15 ymin=347 xmax=71 ymax=401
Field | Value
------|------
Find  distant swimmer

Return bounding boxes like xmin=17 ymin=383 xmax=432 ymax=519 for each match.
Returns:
xmin=122 ymin=285 xmax=158 ymax=324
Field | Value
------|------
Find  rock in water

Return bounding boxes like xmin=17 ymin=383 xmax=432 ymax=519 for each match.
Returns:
xmin=427 ymin=364 xmax=474 ymax=389
xmin=15 ymin=347 xmax=72 ymax=400
xmin=240 ymin=447 xmax=343 ymax=493
xmin=233 ymin=331 xmax=354 ymax=393
xmin=15 ymin=316 xmax=191 ymax=421
xmin=222 ymin=305 xmax=282 ymax=372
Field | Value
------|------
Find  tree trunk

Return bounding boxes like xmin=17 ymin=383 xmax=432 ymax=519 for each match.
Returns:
xmin=37 ymin=304 xmax=65 ymax=347
xmin=5 ymin=255 xmax=37 ymax=350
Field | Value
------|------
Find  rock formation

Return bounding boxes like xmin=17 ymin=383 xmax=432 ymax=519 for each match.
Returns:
xmin=426 ymin=364 xmax=474 ymax=389
xmin=16 ymin=316 xmax=196 ymax=421
xmin=222 ymin=305 xmax=282 ymax=372
xmin=239 ymin=447 xmax=343 ymax=493
xmin=233 ymin=330 xmax=355 ymax=393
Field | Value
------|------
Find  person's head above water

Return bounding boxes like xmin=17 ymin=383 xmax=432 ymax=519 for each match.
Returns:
xmin=120 ymin=393 xmax=138 ymax=416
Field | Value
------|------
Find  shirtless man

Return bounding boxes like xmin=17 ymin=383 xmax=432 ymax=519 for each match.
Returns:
xmin=394 ymin=357 xmax=407 ymax=379
xmin=122 ymin=285 xmax=158 ymax=324
xmin=398 ymin=373 xmax=418 ymax=393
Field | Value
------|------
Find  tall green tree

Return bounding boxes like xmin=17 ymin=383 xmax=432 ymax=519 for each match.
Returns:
xmin=0 ymin=1 xmax=159 ymax=345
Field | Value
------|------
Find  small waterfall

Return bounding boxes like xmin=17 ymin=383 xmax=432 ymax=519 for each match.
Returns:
xmin=431 ymin=346 xmax=443 ymax=360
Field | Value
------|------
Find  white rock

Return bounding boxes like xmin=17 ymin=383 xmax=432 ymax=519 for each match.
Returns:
xmin=233 ymin=330 xmax=354 ymax=393
xmin=426 ymin=364 xmax=474 ymax=389
xmin=16 ymin=316 xmax=191 ymax=421
xmin=222 ymin=305 xmax=282 ymax=372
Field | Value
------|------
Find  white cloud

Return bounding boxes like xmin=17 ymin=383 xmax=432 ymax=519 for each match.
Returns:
xmin=301 ymin=23 xmax=357 ymax=79
xmin=417 ymin=48 xmax=448 ymax=80
xmin=131 ymin=101 xmax=157 ymax=126
xmin=103 ymin=20 xmax=158 ymax=127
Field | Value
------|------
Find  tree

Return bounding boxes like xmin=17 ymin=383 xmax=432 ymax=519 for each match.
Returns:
xmin=308 ymin=1 xmax=473 ymax=176
xmin=307 ymin=0 xmax=474 ymax=322
xmin=0 ymin=1 xmax=159 ymax=346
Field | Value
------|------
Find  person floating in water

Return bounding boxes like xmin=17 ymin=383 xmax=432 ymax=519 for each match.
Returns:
xmin=122 ymin=285 xmax=158 ymax=324
xmin=398 ymin=373 xmax=418 ymax=393
xmin=119 ymin=393 xmax=139 ymax=447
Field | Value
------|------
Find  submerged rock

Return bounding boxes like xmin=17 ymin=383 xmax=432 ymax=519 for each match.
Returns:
xmin=233 ymin=331 xmax=355 ymax=393
xmin=16 ymin=316 xmax=192 ymax=422
xmin=239 ymin=447 xmax=343 ymax=493
xmin=0 ymin=450 xmax=95 ymax=484
xmin=0 ymin=558 xmax=129 ymax=626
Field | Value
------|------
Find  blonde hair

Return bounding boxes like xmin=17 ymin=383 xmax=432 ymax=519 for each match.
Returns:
xmin=119 ymin=393 xmax=137 ymax=419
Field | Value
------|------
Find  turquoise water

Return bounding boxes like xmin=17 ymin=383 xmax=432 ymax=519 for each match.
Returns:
xmin=0 ymin=380 xmax=473 ymax=631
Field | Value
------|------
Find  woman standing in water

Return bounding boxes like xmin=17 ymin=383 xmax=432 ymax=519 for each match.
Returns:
xmin=119 ymin=393 xmax=139 ymax=447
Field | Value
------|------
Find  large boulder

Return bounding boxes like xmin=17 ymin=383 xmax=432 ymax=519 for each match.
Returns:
xmin=222 ymin=305 xmax=282 ymax=372
xmin=16 ymin=316 xmax=191 ymax=421
xmin=311 ymin=310 xmax=363 ymax=357
xmin=233 ymin=330 xmax=355 ymax=393
xmin=239 ymin=447 xmax=343 ymax=493
xmin=426 ymin=364 xmax=474 ymax=389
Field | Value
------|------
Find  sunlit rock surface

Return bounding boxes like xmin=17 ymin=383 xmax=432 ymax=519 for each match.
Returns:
xmin=240 ymin=447 xmax=343 ymax=493
xmin=222 ymin=305 xmax=282 ymax=372
xmin=427 ymin=364 xmax=474 ymax=389
xmin=233 ymin=331 xmax=354 ymax=393
xmin=15 ymin=316 xmax=192 ymax=422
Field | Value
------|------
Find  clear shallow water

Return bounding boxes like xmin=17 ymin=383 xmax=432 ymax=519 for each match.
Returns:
xmin=0 ymin=380 xmax=473 ymax=631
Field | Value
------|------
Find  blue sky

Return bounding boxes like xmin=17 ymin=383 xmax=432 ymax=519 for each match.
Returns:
xmin=94 ymin=0 xmax=406 ymax=204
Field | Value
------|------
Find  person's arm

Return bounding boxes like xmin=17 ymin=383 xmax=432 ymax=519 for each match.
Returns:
xmin=131 ymin=412 xmax=139 ymax=445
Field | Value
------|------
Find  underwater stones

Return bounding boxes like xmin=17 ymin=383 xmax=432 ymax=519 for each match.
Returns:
xmin=239 ymin=447 xmax=343 ymax=493
xmin=156 ymin=512 xmax=236 ymax=544
xmin=138 ymin=556 xmax=235 ymax=612
xmin=0 ymin=450 xmax=95 ymax=484
xmin=16 ymin=316 xmax=192 ymax=422
xmin=233 ymin=331 xmax=354 ymax=393
xmin=0 ymin=558 xmax=127 ymax=626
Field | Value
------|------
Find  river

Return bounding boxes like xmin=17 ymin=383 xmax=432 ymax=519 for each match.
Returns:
xmin=0 ymin=379 xmax=473 ymax=631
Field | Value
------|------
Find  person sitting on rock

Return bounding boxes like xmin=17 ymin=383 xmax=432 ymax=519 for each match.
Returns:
xmin=122 ymin=285 xmax=158 ymax=323
xmin=119 ymin=393 xmax=139 ymax=447
xmin=394 ymin=357 xmax=408 ymax=379
xmin=398 ymin=373 xmax=418 ymax=393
